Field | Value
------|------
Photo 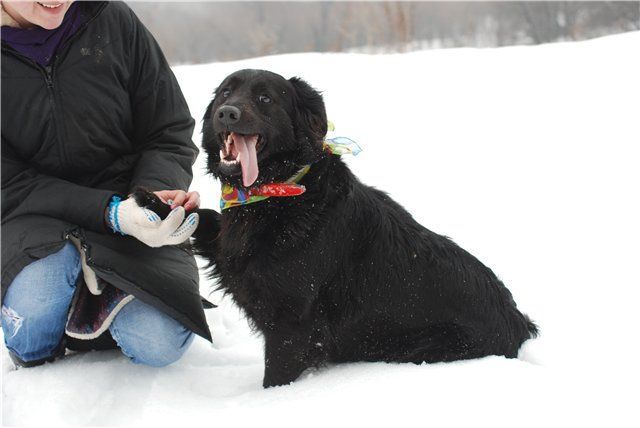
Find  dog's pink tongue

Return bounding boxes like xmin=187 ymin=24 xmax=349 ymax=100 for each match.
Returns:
xmin=232 ymin=132 xmax=259 ymax=187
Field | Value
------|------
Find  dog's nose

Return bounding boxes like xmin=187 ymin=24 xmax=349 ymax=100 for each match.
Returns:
xmin=216 ymin=105 xmax=241 ymax=126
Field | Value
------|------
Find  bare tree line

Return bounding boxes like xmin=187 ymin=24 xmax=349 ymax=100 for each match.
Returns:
xmin=128 ymin=1 xmax=640 ymax=65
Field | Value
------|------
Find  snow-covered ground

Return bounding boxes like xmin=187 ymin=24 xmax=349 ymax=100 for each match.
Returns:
xmin=3 ymin=32 xmax=639 ymax=427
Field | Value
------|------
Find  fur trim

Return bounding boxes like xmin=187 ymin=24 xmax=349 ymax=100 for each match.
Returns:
xmin=65 ymin=295 xmax=135 ymax=340
xmin=1 ymin=3 xmax=23 ymax=28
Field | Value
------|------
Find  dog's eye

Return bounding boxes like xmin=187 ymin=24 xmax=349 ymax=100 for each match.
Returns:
xmin=259 ymin=95 xmax=272 ymax=104
xmin=222 ymin=89 xmax=231 ymax=98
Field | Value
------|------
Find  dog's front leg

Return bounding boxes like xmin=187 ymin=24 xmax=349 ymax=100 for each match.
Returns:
xmin=262 ymin=328 xmax=325 ymax=388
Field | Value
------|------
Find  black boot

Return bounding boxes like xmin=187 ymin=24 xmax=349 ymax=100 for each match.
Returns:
xmin=9 ymin=339 xmax=66 ymax=368
xmin=65 ymin=330 xmax=118 ymax=352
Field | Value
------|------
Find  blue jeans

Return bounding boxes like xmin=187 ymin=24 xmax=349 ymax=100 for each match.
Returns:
xmin=1 ymin=242 xmax=194 ymax=366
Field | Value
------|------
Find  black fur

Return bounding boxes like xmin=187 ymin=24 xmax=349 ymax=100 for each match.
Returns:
xmin=192 ymin=69 xmax=538 ymax=387
xmin=131 ymin=187 xmax=172 ymax=219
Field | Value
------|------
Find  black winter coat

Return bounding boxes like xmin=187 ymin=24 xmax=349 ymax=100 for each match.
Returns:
xmin=1 ymin=1 xmax=211 ymax=341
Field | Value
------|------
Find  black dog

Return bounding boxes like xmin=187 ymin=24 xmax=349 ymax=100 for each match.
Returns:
xmin=188 ymin=69 xmax=538 ymax=387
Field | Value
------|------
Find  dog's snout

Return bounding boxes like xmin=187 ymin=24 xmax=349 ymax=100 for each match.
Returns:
xmin=216 ymin=105 xmax=241 ymax=126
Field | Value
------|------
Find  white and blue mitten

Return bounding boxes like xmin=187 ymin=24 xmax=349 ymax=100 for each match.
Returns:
xmin=107 ymin=196 xmax=199 ymax=247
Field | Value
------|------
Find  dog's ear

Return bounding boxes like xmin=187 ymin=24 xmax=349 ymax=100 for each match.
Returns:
xmin=289 ymin=77 xmax=328 ymax=144
xmin=201 ymin=97 xmax=218 ymax=157
xmin=203 ymin=97 xmax=215 ymax=121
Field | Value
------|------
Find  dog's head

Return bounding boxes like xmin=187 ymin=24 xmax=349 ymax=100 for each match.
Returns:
xmin=202 ymin=69 xmax=328 ymax=188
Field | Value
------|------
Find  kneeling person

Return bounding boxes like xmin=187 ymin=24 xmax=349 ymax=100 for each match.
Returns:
xmin=1 ymin=1 xmax=211 ymax=367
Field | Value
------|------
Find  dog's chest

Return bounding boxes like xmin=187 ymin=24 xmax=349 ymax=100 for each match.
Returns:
xmin=217 ymin=208 xmax=332 ymax=294
xmin=216 ymin=210 xmax=301 ymax=273
xmin=221 ymin=202 xmax=319 ymax=248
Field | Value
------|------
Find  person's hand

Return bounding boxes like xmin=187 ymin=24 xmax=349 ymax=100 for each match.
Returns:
xmin=106 ymin=196 xmax=199 ymax=247
xmin=154 ymin=190 xmax=200 ymax=211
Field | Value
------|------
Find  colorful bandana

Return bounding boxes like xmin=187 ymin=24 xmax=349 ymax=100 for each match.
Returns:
xmin=220 ymin=165 xmax=311 ymax=210
xmin=220 ymin=132 xmax=361 ymax=211
xmin=324 ymin=136 xmax=362 ymax=156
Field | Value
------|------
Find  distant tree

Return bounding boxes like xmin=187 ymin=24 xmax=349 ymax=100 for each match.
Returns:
xmin=127 ymin=1 xmax=640 ymax=65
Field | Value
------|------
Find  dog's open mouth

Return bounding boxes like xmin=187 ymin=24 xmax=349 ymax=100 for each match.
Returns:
xmin=219 ymin=132 xmax=264 ymax=187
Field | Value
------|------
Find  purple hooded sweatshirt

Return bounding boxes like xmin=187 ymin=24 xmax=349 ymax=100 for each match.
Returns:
xmin=1 ymin=2 xmax=86 ymax=67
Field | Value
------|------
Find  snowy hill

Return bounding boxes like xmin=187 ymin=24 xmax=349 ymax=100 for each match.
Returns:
xmin=3 ymin=32 xmax=639 ymax=427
